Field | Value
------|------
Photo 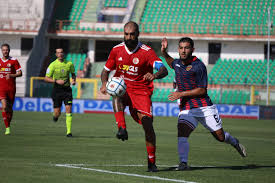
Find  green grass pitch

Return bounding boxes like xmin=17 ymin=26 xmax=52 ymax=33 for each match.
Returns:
xmin=0 ymin=111 xmax=275 ymax=183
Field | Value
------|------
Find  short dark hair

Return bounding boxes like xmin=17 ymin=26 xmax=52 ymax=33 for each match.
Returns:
xmin=179 ymin=37 xmax=194 ymax=48
xmin=1 ymin=43 xmax=10 ymax=51
xmin=124 ymin=21 xmax=139 ymax=33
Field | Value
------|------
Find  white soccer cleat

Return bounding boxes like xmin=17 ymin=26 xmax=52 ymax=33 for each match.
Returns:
xmin=234 ymin=142 xmax=247 ymax=157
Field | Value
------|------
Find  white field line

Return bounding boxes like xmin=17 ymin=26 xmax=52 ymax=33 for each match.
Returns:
xmin=55 ymin=164 xmax=197 ymax=183
xmin=57 ymin=163 xmax=216 ymax=168
xmin=58 ymin=164 xmax=174 ymax=167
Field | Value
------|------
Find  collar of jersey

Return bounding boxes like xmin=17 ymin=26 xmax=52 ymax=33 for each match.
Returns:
xmin=55 ymin=58 xmax=67 ymax=63
xmin=181 ymin=56 xmax=197 ymax=66
xmin=1 ymin=56 xmax=11 ymax=62
xmin=123 ymin=41 xmax=142 ymax=55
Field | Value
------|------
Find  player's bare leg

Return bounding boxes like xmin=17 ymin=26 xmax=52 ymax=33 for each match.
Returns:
xmin=138 ymin=112 xmax=157 ymax=172
xmin=1 ymin=99 xmax=11 ymax=135
xmin=177 ymin=123 xmax=193 ymax=171
xmin=212 ymin=128 xmax=247 ymax=157
xmin=65 ymin=104 xmax=73 ymax=137
xmin=53 ymin=107 xmax=61 ymax=122
xmin=112 ymin=96 xmax=127 ymax=141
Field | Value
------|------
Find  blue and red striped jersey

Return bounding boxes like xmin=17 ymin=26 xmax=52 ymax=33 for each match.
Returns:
xmin=172 ymin=56 xmax=213 ymax=110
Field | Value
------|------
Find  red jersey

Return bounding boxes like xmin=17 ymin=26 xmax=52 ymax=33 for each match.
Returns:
xmin=0 ymin=57 xmax=21 ymax=91
xmin=104 ymin=42 xmax=162 ymax=94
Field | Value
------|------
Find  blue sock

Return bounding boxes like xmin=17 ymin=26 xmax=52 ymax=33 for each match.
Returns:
xmin=178 ymin=137 xmax=189 ymax=163
xmin=224 ymin=131 xmax=238 ymax=146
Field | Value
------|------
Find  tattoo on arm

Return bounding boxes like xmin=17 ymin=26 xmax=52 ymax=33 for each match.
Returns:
xmin=101 ymin=69 xmax=109 ymax=83
xmin=154 ymin=66 xmax=168 ymax=79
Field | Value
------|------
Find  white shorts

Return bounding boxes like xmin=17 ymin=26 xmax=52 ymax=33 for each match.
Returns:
xmin=178 ymin=105 xmax=222 ymax=132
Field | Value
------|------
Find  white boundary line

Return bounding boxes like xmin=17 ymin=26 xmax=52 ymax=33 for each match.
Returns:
xmin=55 ymin=164 xmax=197 ymax=183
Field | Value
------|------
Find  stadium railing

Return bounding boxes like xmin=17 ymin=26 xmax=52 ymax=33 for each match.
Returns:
xmin=30 ymin=77 xmax=98 ymax=99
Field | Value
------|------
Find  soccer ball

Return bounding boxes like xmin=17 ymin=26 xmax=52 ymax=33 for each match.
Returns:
xmin=106 ymin=77 xmax=126 ymax=97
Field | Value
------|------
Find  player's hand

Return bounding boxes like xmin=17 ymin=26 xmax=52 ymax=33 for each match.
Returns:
xmin=161 ymin=37 xmax=168 ymax=53
xmin=143 ymin=72 xmax=156 ymax=81
xmin=100 ymin=84 xmax=108 ymax=95
xmin=168 ymin=91 xmax=183 ymax=101
xmin=56 ymin=80 xmax=65 ymax=85
xmin=71 ymin=79 xmax=76 ymax=85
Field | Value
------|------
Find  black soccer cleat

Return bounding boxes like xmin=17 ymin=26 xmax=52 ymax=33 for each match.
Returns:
xmin=147 ymin=162 xmax=158 ymax=172
xmin=176 ymin=162 xmax=190 ymax=171
xmin=116 ymin=127 xmax=128 ymax=141
xmin=53 ymin=116 xmax=58 ymax=122
xmin=66 ymin=133 xmax=73 ymax=137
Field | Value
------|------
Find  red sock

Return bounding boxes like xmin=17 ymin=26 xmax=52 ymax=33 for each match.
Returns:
xmin=146 ymin=145 xmax=156 ymax=164
xmin=2 ymin=112 xmax=10 ymax=128
xmin=114 ymin=111 xmax=126 ymax=129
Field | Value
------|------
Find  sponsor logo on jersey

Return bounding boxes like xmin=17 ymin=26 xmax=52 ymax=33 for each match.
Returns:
xmin=133 ymin=57 xmax=139 ymax=64
xmin=119 ymin=64 xmax=138 ymax=75
xmin=175 ymin=64 xmax=180 ymax=67
xmin=186 ymin=65 xmax=192 ymax=71
xmin=0 ymin=68 xmax=11 ymax=71
xmin=118 ymin=57 xmax=123 ymax=61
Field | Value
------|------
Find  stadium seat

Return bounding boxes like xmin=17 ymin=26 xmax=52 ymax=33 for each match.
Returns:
xmin=208 ymin=58 xmax=275 ymax=86
xmin=140 ymin=0 xmax=274 ymax=35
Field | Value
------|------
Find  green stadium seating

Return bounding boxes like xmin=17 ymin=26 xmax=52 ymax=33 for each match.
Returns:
xmin=207 ymin=89 xmax=250 ymax=105
xmin=104 ymin=0 xmax=128 ymax=8
xmin=140 ymin=0 xmax=275 ymax=35
xmin=209 ymin=58 xmax=275 ymax=86
xmin=52 ymin=0 xmax=89 ymax=31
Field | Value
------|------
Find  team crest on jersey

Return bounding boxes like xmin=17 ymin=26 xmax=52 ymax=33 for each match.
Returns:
xmin=133 ymin=57 xmax=139 ymax=64
xmin=7 ymin=63 xmax=11 ymax=67
xmin=186 ymin=65 xmax=192 ymax=71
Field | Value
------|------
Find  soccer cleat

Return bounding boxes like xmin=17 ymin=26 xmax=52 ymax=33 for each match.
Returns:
xmin=66 ymin=133 xmax=73 ymax=137
xmin=234 ymin=140 xmax=247 ymax=157
xmin=116 ymin=127 xmax=128 ymax=141
xmin=176 ymin=162 xmax=190 ymax=171
xmin=5 ymin=127 xmax=11 ymax=135
xmin=53 ymin=116 xmax=58 ymax=122
xmin=147 ymin=162 xmax=158 ymax=172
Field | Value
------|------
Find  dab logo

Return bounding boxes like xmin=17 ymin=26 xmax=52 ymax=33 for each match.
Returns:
xmin=186 ymin=65 xmax=192 ymax=71
xmin=133 ymin=57 xmax=139 ymax=64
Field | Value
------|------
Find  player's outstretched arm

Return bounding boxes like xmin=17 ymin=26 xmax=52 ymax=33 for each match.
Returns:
xmin=168 ymin=88 xmax=207 ymax=101
xmin=161 ymin=38 xmax=174 ymax=68
xmin=143 ymin=66 xmax=168 ymax=81
xmin=100 ymin=69 xmax=110 ymax=94
xmin=153 ymin=66 xmax=168 ymax=80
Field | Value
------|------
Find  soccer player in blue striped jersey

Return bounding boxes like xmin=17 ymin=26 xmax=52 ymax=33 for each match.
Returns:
xmin=161 ymin=37 xmax=247 ymax=170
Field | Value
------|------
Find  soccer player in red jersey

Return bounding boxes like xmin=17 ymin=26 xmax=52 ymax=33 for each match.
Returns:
xmin=100 ymin=21 xmax=168 ymax=172
xmin=161 ymin=37 xmax=246 ymax=170
xmin=0 ymin=43 xmax=22 ymax=135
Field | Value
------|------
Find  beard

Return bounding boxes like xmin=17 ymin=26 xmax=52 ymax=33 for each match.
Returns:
xmin=124 ymin=38 xmax=138 ymax=49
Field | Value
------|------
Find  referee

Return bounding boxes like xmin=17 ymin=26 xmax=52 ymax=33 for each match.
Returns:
xmin=44 ymin=48 xmax=76 ymax=137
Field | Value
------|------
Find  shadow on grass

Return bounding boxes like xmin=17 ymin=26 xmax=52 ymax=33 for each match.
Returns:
xmin=159 ymin=164 xmax=275 ymax=171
